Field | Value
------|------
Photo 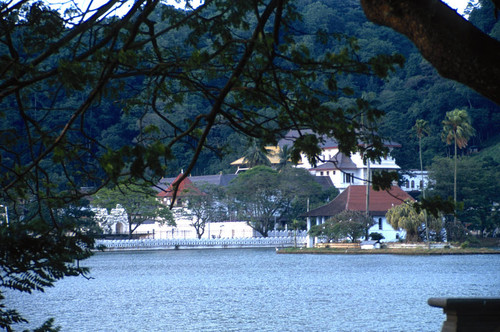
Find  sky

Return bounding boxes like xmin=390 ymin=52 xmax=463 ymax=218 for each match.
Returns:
xmin=443 ymin=0 xmax=472 ymax=14
xmin=170 ymin=0 xmax=474 ymax=14
xmin=164 ymin=0 xmax=473 ymax=14
xmin=35 ymin=0 xmax=474 ymax=24
xmin=168 ymin=0 xmax=473 ymax=13
xmin=57 ymin=0 xmax=473 ymax=16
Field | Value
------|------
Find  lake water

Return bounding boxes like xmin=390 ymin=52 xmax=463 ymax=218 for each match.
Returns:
xmin=7 ymin=249 xmax=500 ymax=331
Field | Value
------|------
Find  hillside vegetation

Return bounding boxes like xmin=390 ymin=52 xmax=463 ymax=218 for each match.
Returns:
xmin=471 ymin=136 xmax=500 ymax=162
xmin=4 ymin=0 xmax=498 ymax=178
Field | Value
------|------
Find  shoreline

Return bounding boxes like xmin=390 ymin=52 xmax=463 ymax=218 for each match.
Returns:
xmin=277 ymin=247 xmax=500 ymax=255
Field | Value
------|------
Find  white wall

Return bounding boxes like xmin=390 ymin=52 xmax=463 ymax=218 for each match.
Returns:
xmin=300 ymin=148 xmax=400 ymax=192
xmin=400 ymin=170 xmax=431 ymax=192
xmin=306 ymin=215 xmax=405 ymax=247
xmin=94 ymin=205 xmax=257 ymax=239
xmin=368 ymin=216 xmax=406 ymax=242
xmin=135 ymin=220 xmax=256 ymax=239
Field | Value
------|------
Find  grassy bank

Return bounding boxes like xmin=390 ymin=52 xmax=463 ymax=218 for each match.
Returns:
xmin=277 ymin=247 xmax=500 ymax=255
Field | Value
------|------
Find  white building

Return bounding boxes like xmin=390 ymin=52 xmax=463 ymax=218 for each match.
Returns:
xmin=278 ymin=130 xmax=401 ymax=192
xmin=92 ymin=173 xmax=256 ymax=239
xmin=94 ymin=204 xmax=257 ymax=239
xmin=302 ymin=185 xmax=414 ymax=246
xmin=93 ymin=205 xmax=128 ymax=235
xmin=400 ymin=170 xmax=432 ymax=193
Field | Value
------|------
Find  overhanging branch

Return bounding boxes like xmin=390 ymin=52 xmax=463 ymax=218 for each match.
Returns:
xmin=360 ymin=0 xmax=500 ymax=105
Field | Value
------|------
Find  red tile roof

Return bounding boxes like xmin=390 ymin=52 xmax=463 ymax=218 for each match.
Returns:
xmin=303 ymin=185 xmax=414 ymax=217
xmin=157 ymin=173 xmax=203 ymax=198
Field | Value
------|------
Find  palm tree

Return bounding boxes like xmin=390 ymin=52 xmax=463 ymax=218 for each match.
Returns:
xmin=413 ymin=119 xmax=430 ymax=188
xmin=277 ymin=144 xmax=292 ymax=172
xmin=441 ymin=109 xmax=476 ymax=223
xmin=413 ymin=119 xmax=430 ymax=246
xmin=243 ymin=139 xmax=271 ymax=168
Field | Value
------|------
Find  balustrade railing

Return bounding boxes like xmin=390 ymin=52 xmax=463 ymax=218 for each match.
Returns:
xmin=96 ymin=236 xmax=307 ymax=250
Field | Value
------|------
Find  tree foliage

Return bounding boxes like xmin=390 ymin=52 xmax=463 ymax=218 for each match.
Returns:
xmin=442 ymin=109 xmax=476 ymax=151
xmin=413 ymin=119 xmax=430 ymax=187
xmin=0 ymin=199 xmax=99 ymax=331
xmin=386 ymin=200 xmax=442 ymax=242
xmin=0 ymin=1 xmax=405 ymax=327
xmin=428 ymin=156 xmax=500 ymax=237
xmin=360 ymin=0 xmax=500 ymax=105
xmin=309 ymin=210 xmax=372 ymax=242
xmin=92 ymin=183 xmax=174 ymax=237
xmin=442 ymin=109 xmax=476 ymax=222
xmin=184 ymin=183 xmax=227 ymax=239
xmin=242 ymin=140 xmax=272 ymax=168
xmin=228 ymin=166 xmax=321 ymax=236
xmin=369 ymin=232 xmax=384 ymax=241
xmin=1 ymin=0 xmax=499 ymax=329
xmin=1 ymin=0 xmax=405 ymax=203
xmin=373 ymin=0 xmax=500 ymax=170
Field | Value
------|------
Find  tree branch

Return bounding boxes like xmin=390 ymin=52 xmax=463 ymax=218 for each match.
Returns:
xmin=360 ymin=0 xmax=500 ymax=105
xmin=168 ymin=0 xmax=280 ymax=208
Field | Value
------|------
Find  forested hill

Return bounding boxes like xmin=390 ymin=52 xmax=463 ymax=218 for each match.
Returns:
xmin=288 ymin=0 xmax=500 ymax=171
xmin=180 ymin=0 xmax=500 ymax=173
xmin=4 ymin=0 xmax=498 ymax=178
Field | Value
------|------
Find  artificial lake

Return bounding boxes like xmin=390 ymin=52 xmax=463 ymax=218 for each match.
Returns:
xmin=8 ymin=248 xmax=500 ymax=331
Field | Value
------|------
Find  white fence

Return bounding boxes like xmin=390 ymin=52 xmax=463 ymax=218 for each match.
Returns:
xmin=96 ymin=236 xmax=307 ymax=250
xmin=385 ymin=242 xmax=453 ymax=249
xmin=264 ymin=230 xmax=307 ymax=238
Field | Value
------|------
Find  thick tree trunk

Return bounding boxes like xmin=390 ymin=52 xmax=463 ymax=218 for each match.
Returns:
xmin=360 ymin=0 xmax=500 ymax=105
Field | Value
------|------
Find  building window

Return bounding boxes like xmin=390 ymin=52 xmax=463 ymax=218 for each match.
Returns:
xmin=405 ymin=180 xmax=409 ymax=188
xmin=320 ymin=171 xmax=324 ymax=176
xmin=343 ymin=173 xmax=354 ymax=183
xmin=326 ymin=171 xmax=329 ymax=175
xmin=378 ymin=218 xmax=383 ymax=230
xmin=411 ymin=180 xmax=415 ymax=189
xmin=420 ymin=180 xmax=423 ymax=189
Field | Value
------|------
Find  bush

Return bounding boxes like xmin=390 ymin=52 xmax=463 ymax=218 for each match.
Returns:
xmin=465 ymin=236 xmax=481 ymax=247
xmin=445 ymin=221 xmax=467 ymax=242
xmin=370 ymin=232 xmax=385 ymax=241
